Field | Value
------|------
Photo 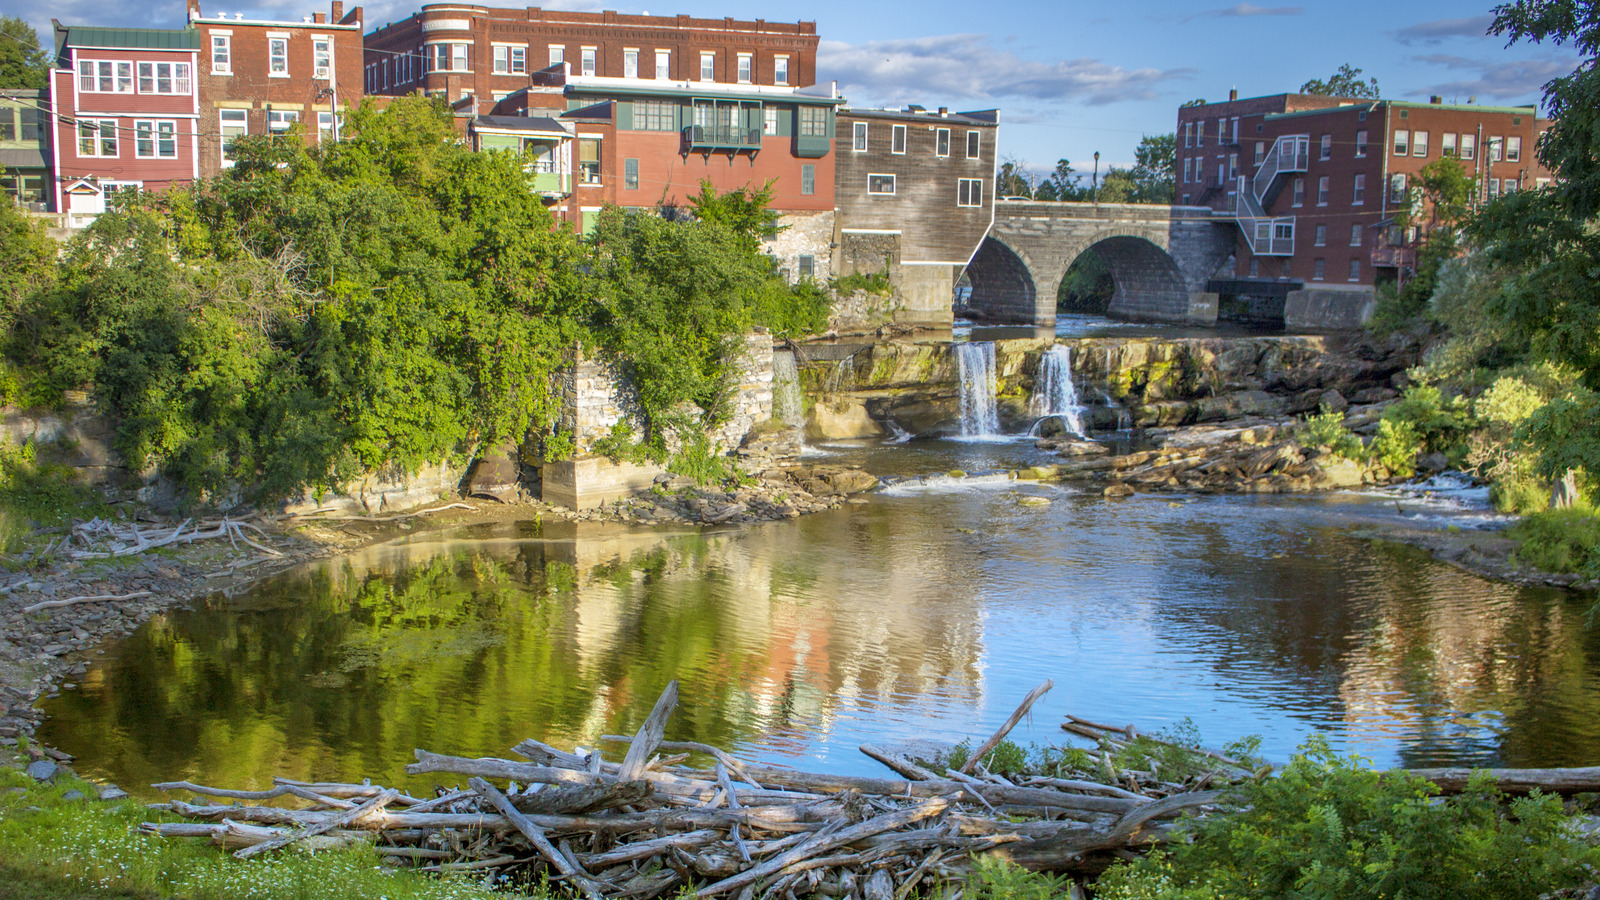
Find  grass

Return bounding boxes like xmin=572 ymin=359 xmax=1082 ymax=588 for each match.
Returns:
xmin=1508 ymin=507 xmax=1600 ymax=579
xmin=0 ymin=767 xmax=542 ymax=900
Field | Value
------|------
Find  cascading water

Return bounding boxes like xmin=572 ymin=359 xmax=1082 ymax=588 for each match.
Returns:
xmin=1027 ymin=344 xmax=1087 ymax=438
xmin=772 ymin=350 xmax=804 ymax=429
xmin=955 ymin=342 xmax=1001 ymax=437
xmin=1102 ymin=389 xmax=1132 ymax=432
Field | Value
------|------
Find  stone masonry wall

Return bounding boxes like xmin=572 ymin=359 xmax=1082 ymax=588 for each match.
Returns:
xmin=765 ymin=211 xmax=835 ymax=284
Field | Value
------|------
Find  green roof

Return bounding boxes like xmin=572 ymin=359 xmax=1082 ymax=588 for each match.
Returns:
xmin=66 ymin=26 xmax=200 ymax=51
xmin=566 ymin=83 xmax=840 ymax=106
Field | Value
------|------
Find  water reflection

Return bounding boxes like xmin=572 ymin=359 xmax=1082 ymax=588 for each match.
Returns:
xmin=40 ymin=482 xmax=1600 ymax=798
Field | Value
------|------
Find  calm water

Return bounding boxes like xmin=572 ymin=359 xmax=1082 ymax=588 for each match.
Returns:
xmin=39 ymin=440 xmax=1600 ymax=798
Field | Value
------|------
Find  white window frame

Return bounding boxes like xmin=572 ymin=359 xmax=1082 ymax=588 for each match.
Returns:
xmin=1348 ymin=259 xmax=1361 ymax=282
xmin=957 ymin=177 xmax=982 ymax=207
xmin=891 ymin=123 xmax=906 ymax=155
xmin=510 ymin=46 xmax=525 ymax=74
xmin=654 ymin=50 xmax=670 ymax=79
xmin=1316 ymin=175 xmax=1329 ymax=206
xmin=548 ymin=45 xmax=565 ymax=68
xmin=211 ymin=34 xmax=231 ymax=74
xmin=867 ymin=173 xmax=895 ymax=195
xmin=1413 ymin=130 xmax=1429 ymax=157
xmin=622 ymin=48 xmax=638 ymax=78
xmin=78 ymin=60 xmax=134 ymax=94
xmin=1184 ymin=122 xmax=1192 ymax=147
xmin=1319 ymin=133 xmax=1331 ymax=160
xmin=1313 ymin=258 xmax=1326 ymax=281
xmin=317 ymin=111 xmax=336 ymax=142
xmin=1355 ymin=130 xmax=1367 ymax=157
xmin=763 ymin=105 xmax=779 ymax=136
xmin=852 ymin=121 xmax=868 ymax=152
xmin=966 ymin=130 xmax=979 ymax=159
xmin=1393 ymin=129 xmax=1409 ymax=156
xmin=1313 ymin=223 xmax=1326 ymax=247
xmin=1506 ymin=135 xmax=1522 ymax=162
xmin=77 ymin=119 xmax=118 ymax=157
xmin=1352 ymin=173 xmax=1365 ymax=205
xmin=699 ymin=51 xmax=715 ymax=82
xmin=1460 ymin=134 xmax=1476 ymax=160
xmin=581 ymin=46 xmax=596 ymax=77
xmin=136 ymin=61 xmax=191 ymax=95
xmin=267 ymin=109 xmax=299 ymax=133
xmin=133 ymin=119 xmax=177 ymax=158
xmin=1254 ymin=141 xmax=1264 ymax=164
xmin=774 ymin=54 xmax=788 ymax=85
xmin=736 ymin=52 xmax=752 ymax=84
xmin=1350 ymin=224 xmax=1363 ymax=247
xmin=493 ymin=45 xmax=510 ymax=73
xmin=936 ymin=127 xmax=950 ymax=157
xmin=313 ymin=38 xmax=331 ymax=80
xmin=1291 ymin=177 xmax=1304 ymax=207
xmin=1442 ymin=132 xmax=1457 ymax=157
xmin=268 ymin=35 xmax=289 ymax=77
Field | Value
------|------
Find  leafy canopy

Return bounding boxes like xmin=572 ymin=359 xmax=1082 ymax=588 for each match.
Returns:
xmin=1300 ymin=63 xmax=1381 ymax=99
xmin=0 ymin=17 xmax=49 ymax=90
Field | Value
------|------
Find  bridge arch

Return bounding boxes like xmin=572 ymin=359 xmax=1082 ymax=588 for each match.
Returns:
xmin=1060 ymin=232 xmax=1190 ymax=321
xmin=963 ymin=235 xmax=1040 ymax=324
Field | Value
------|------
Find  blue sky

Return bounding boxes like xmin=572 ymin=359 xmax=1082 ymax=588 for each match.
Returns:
xmin=10 ymin=0 xmax=1575 ymax=182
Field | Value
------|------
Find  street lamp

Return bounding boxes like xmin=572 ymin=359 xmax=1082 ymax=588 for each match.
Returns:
xmin=1093 ymin=151 xmax=1100 ymax=206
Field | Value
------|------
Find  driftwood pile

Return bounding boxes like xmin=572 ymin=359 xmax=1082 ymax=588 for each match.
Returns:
xmin=142 ymin=680 xmax=1259 ymax=896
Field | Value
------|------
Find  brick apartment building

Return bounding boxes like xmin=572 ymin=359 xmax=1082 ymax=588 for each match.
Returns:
xmin=1175 ymin=90 xmax=1551 ymax=322
xmin=833 ymin=106 xmax=998 ymax=325
xmin=185 ymin=0 xmax=365 ymax=178
xmin=50 ymin=24 xmax=202 ymax=225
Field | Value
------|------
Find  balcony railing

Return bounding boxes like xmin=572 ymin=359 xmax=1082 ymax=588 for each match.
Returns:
xmin=1227 ymin=134 xmax=1309 ymax=257
xmin=1370 ymin=246 xmax=1416 ymax=269
xmin=530 ymin=171 xmax=571 ymax=196
xmin=685 ymin=125 xmax=762 ymax=150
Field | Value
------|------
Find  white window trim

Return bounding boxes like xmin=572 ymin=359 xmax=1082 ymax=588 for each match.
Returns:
xmin=773 ymin=54 xmax=789 ymax=85
xmin=76 ymin=59 xmax=134 ymax=94
xmin=965 ymin=130 xmax=980 ymax=160
xmin=211 ymin=33 xmax=232 ymax=75
xmin=268 ymin=34 xmax=290 ymax=78
xmin=867 ymin=173 xmax=896 ymax=195
xmin=581 ymin=46 xmax=597 ymax=77
xmin=891 ymin=123 xmax=907 ymax=155
xmin=736 ymin=52 xmax=752 ymax=84
xmin=312 ymin=36 xmax=332 ymax=81
xmin=957 ymin=177 xmax=983 ymax=207
xmin=622 ymin=48 xmax=639 ymax=78
xmin=133 ymin=119 xmax=178 ymax=159
xmin=935 ymin=127 xmax=950 ymax=158
xmin=852 ymin=121 xmax=868 ymax=152
xmin=76 ymin=118 xmax=119 ymax=158
xmin=700 ymin=51 xmax=715 ymax=82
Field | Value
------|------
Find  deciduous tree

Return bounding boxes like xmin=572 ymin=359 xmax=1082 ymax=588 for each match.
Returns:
xmin=1300 ymin=64 xmax=1380 ymax=99
xmin=0 ymin=17 xmax=48 ymax=90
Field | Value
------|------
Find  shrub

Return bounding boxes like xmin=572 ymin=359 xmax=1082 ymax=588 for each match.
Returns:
xmin=1381 ymin=384 xmax=1471 ymax=459
xmin=1369 ymin=418 xmax=1423 ymax=478
xmin=831 ymin=270 xmax=892 ymax=296
xmin=1095 ymin=737 xmax=1599 ymax=900
xmin=1508 ymin=508 xmax=1600 ymax=579
xmin=1298 ymin=407 xmax=1362 ymax=459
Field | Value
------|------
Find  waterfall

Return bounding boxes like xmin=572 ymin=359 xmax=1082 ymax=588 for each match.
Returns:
xmin=955 ymin=342 xmax=1001 ymax=437
xmin=1028 ymin=344 xmax=1086 ymax=438
xmin=1102 ymin=389 xmax=1132 ymax=432
xmin=824 ymin=356 xmax=856 ymax=395
xmin=772 ymin=350 xmax=804 ymax=428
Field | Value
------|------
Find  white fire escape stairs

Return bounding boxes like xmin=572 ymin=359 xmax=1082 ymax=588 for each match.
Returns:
xmin=1231 ymin=134 xmax=1309 ymax=256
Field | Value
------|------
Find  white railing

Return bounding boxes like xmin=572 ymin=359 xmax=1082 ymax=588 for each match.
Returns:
xmin=1230 ymin=134 xmax=1307 ymax=256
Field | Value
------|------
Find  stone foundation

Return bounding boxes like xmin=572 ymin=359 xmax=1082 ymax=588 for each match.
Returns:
xmin=1284 ymin=287 xmax=1377 ymax=332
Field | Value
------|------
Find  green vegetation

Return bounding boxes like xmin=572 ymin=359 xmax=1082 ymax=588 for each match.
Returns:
xmin=1095 ymin=738 xmax=1597 ymax=900
xmin=1299 ymin=63 xmax=1380 ymax=99
xmin=1058 ymin=249 xmax=1114 ymax=313
xmin=1508 ymin=508 xmax=1600 ymax=580
xmin=0 ymin=767 xmax=535 ymax=900
xmin=941 ymin=722 xmax=1262 ymax=786
xmin=831 ymin=269 xmax=893 ymax=296
xmin=0 ymin=17 xmax=49 ymax=90
xmin=0 ymin=97 xmax=825 ymax=508
xmin=1000 ymin=134 xmax=1176 ymax=205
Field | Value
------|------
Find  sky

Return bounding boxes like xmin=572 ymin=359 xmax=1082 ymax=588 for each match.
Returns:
xmin=7 ymin=0 xmax=1576 ymax=182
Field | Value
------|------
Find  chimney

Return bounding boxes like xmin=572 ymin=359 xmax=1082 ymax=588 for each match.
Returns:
xmin=1229 ymin=87 xmax=1237 ymax=101
xmin=186 ymin=0 xmax=201 ymax=21
xmin=313 ymin=11 xmax=325 ymax=22
xmin=1430 ymin=95 xmax=1443 ymax=104
xmin=331 ymin=1 xmax=344 ymax=21
xmin=938 ymin=106 xmax=948 ymax=116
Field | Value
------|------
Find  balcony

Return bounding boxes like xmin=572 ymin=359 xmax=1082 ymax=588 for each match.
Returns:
xmin=530 ymin=171 xmax=571 ymax=197
xmin=684 ymin=125 xmax=762 ymax=151
xmin=1370 ymin=246 xmax=1416 ymax=269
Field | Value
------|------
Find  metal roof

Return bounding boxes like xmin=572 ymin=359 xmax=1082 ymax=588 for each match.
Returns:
xmin=474 ymin=115 xmax=572 ymax=134
xmin=837 ymin=106 xmax=999 ymax=126
xmin=64 ymin=26 xmax=201 ymax=51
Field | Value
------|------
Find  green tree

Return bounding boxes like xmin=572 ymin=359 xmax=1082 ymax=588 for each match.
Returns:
xmin=1095 ymin=167 xmax=1137 ymax=203
xmin=1049 ymin=159 xmax=1086 ymax=200
xmin=1032 ymin=178 xmax=1059 ymax=201
xmin=687 ymin=179 xmax=783 ymax=254
xmin=0 ymin=17 xmax=49 ymax=90
xmin=1180 ymin=97 xmax=1208 ymax=108
xmin=1131 ymin=133 xmax=1176 ymax=204
xmin=0 ymin=197 xmax=53 ymax=330
xmin=996 ymin=158 xmax=1031 ymax=199
xmin=1300 ymin=63 xmax=1380 ymax=99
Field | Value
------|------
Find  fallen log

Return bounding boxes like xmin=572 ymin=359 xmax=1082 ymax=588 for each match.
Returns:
xmin=1404 ymin=766 xmax=1600 ymax=795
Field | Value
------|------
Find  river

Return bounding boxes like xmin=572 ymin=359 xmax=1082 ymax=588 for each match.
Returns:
xmin=37 ymin=435 xmax=1600 ymax=798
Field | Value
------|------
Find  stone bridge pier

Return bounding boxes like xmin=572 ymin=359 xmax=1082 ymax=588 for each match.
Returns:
xmin=966 ymin=201 xmax=1235 ymax=327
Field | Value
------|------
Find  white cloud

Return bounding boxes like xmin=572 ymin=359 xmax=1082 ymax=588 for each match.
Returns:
xmin=1185 ymin=3 xmax=1302 ymax=20
xmin=1411 ymin=53 xmax=1576 ymax=101
xmin=1394 ymin=15 xmax=1496 ymax=45
xmin=819 ymin=34 xmax=1192 ymax=108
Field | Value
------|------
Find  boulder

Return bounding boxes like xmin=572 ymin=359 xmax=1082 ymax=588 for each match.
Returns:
xmin=826 ymin=470 xmax=879 ymax=494
xmin=1032 ymin=415 xmax=1074 ymax=439
xmin=1314 ymin=456 xmax=1367 ymax=488
xmin=808 ymin=399 xmax=883 ymax=440
xmin=1103 ymin=483 xmax=1134 ymax=498
xmin=1318 ymin=389 xmax=1349 ymax=413
xmin=25 ymin=759 xmax=57 ymax=782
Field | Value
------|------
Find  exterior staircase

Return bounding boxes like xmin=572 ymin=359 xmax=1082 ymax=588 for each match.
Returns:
xmin=1232 ymin=134 xmax=1308 ymax=256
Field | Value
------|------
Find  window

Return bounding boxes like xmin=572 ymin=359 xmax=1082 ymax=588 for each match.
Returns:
xmin=1216 ymin=162 xmax=1225 ymax=187
xmin=1393 ymin=129 xmax=1409 ymax=155
xmin=1390 ymin=172 xmax=1407 ymax=203
xmin=268 ymin=109 xmax=299 ymax=133
xmin=1317 ymin=175 xmax=1329 ymax=205
xmin=891 ymin=124 xmax=906 ymax=154
xmin=623 ymin=158 xmax=638 ymax=190
xmin=78 ymin=60 xmax=133 ymax=93
xmin=1488 ymin=177 xmax=1501 ymax=200
xmin=798 ymin=106 xmax=828 ymax=137
xmin=313 ymin=39 xmax=331 ymax=79
xmin=1196 ymin=120 xmax=1204 ymax=146
xmin=1506 ymin=135 xmax=1522 ymax=162
xmin=623 ymin=49 xmax=638 ymax=78
xmin=966 ymin=130 xmax=980 ymax=159
xmin=774 ymin=55 xmax=788 ymax=85
xmin=1184 ymin=122 xmax=1192 ymax=147
xmin=211 ymin=34 xmax=231 ymax=73
xmin=134 ymin=120 xmax=177 ymax=158
xmin=77 ymin=119 xmax=117 ymax=157
xmin=763 ymin=105 xmax=779 ymax=135
xmin=801 ymin=164 xmax=815 ymax=195
xmin=1350 ymin=224 xmax=1363 ymax=247
xmin=493 ymin=46 xmax=510 ymax=73
xmin=957 ymin=177 xmax=982 ymax=207
xmin=318 ymin=111 xmax=335 ymax=141
xmin=1216 ymin=117 xmax=1225 ymax=144
xmin=579 ymin=137 xmax=600 ymax=184
xmin=1249 ymin=258 xmax=1260 ymax=277
xmin=1291 ymin=177 xmax=1304 ymax=207
xmin=736 ymin=53 xmax=751 ymax=83
xmin=1313 ymin=258 xmax=1326 ymax=281
xmin=1231 ymin=117 xmax=1239 ymax=143
xmin=220 ymin=108 xmax=246 ymax=165
xmin=867 ymin=173 xmax=895 ymax=195
xmin=269 ymin=37 xmax=288 ymax=76
xmin=1355 ymin=130 xmax=1367 ymax=157
xmin=0 ymin=109 xmax=12 ymax=142
xmin=1314 ymin=223 xmax=1326 ymax=246
xmin=1320 ymin=134 xmax=1331 ymax=160
xmin=1348 ymin=259 xmax=1361 ymax=281
xmin=1460 ymin=133 xmax=1476 ymax=160
xmin=852 ymin=121 xmax=868 ymax=151
xmin=655 ymin=50 xmax=670 ymax=79
xmin=581 ymin=47 xmax=595 ymax=76
xmin=700 ymin=51 xmax=715 ymax=81
xmin=1254 ymin=141 xmax=1265 ymax=164
xmin=1229 ymin=153 xmax=1237 ymax=180
xmin=430 ymin=43 xmax=470 ymax=72
xmin=1280 ymin=258 xmax=1292 ymax=277
xmin=1490 ymin=136 xmax=1503 ymax=161
xmin=798 ymin=255 xmax=815 ymax=280
xmin=1353 ymin=173 xmax=1366 ymax=204
xmin=1439 ymin=132 xmax=1456 ymax=157
xmin=936 ymin=127 xmax=950 ymax=157
xmin=1413 ymin=130 xmax=1429 ymax=157
xmin=549 ymin=45 xmax=564 ymax=67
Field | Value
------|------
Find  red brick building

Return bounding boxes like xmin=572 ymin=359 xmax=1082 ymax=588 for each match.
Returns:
xmin=186 ymin=0 xmax=365 ymax=178
xmin=1175 ymin=91 xmax=1551 ymax=319
xmin=50 ymin=23 xmax=202 ymax=225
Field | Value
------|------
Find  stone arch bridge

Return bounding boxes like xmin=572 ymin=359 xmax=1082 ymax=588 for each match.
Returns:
xmin=967 ymin=201 xmax=1236 ymax=327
